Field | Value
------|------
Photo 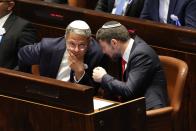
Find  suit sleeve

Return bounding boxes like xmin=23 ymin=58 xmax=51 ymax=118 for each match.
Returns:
xmin=18 ymin=41 xmax=42 ymax=73
xmin=101 ymin=53 xmax=155 ymax=100
xmin=17 ymin=22 xmax=37 ymax=50
xmin=184 ymin=0 xmax=196 ymax=28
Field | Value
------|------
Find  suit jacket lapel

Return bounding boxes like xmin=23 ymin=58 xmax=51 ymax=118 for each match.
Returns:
xmin=124 ymin=1 xmax=132 ymax=15
xmin=125 ymin=0 xmax=138 ymax=16
xmin=1 ymin=14 xmax=16 ymax=44
xmin=155 ymin=0 xmax=160 ymax=21
xmin=49 ymin=41 xmax=66 ymax=78
xmin=123 ymin=36 xmax=138 ymax=81
xmin=167 ymin=0 xmax=177 ymax=23
xmin=109 ymin=0 xmax=115 ymax=12
xmin=2 ymin=13 xmax=16 ymax=31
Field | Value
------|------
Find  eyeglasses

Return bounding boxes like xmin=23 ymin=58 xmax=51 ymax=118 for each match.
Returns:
xmin=66 ymin=41 xmax=87 ymax=51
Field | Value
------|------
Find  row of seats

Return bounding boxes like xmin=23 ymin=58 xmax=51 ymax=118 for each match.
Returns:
xmin=40 ymin=0 xmax=196 ymax=28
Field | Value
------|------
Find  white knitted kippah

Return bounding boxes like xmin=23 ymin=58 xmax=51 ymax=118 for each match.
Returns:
xmin=102 ymin=23 xmax=121 ymax=29
xmin=69 ymin=20 xmax=90 ymax=30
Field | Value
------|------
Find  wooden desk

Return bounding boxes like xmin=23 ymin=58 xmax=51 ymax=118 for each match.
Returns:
xmin=0 ymin=68 xmax=146 ymax=131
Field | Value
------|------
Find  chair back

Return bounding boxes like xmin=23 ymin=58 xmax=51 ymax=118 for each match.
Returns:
xmin=146 ymin=56 xmax=188 ymax=131
xmin=32 ymin=65 xmax=40 ymax=76
xmin=159 ymin=56 xmax=188 ymax=114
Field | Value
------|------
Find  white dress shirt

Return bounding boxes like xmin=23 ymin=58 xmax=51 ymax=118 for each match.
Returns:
xmin=56 ymin=50 xmax=86 ymax=83
xmin=159 ymin=0 xmax=170 ymax=23
xmin=0 ymin=12 xmax=12 ymax=28
xmin=112 ymin=0 xmax=133 ymax=16
xmin=122 ymin=38 xmax=134 ymax=70
xmin=56 ymin=50 xmax=71 ymax=82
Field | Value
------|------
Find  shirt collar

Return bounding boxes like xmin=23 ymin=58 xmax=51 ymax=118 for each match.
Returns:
xmin=122 ymin=38 xmax=134 ymax=63
xmin=0 ymin=12 xmax=12 ymax=28
xmin=112 ymin=0 xmax=132 ymax=16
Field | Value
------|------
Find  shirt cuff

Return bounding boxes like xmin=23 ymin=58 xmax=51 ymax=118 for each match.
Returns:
xmin=73 ymin=71 xmax=85 ymax=83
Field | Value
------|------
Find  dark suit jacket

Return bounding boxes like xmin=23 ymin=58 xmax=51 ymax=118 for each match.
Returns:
xmin=101 ymin=36 xmax=168 ymax=110
xmin=0 ymin=13 xmax=37 ymax=69
xmin=18 ymin=37 xmax=105 ymax=92
xmin=95 ymin=0 xmax=145 ymax=17
xmin=140 ymin=0 xmax=196 ymax=28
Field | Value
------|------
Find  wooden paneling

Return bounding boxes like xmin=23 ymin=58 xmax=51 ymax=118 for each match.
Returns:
xmin=0 ymin=68 xmax=94 ymax=113
xmin=0 ymin=94 xmax=146 ymax=131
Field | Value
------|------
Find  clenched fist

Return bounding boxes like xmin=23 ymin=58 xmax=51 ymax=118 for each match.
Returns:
xmin=93 ymin=67 xmax=107 ymax=82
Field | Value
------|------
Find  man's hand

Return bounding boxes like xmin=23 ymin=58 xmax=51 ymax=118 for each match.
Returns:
xmin=68 ymin=52 xmax=85 ymax=80
xmin=93 ymin=67 xmax=107 ymax=83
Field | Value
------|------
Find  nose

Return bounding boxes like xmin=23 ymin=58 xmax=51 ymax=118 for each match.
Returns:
xmin=74 ymin=45 xmax=79 ymax=52
xmin=102 ymin=49 xmax=107 ymax=54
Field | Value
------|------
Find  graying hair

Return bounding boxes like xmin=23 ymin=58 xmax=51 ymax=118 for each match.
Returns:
xmin=65 ymin=25 xmax=91 ymax=37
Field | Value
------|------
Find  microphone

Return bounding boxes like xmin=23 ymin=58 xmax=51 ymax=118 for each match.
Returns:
xmin=84 ymin=64 xmax=88 ymax=69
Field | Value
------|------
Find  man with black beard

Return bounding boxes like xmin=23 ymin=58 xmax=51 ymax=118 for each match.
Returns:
xmin=93 ymin=21 xmax=168 ymax=110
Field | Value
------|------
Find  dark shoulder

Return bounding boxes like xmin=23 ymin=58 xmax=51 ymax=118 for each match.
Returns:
xmin=11 ymin=15 xmax=31 ymax=26
xmin=132 ymin=36 xmax=155 ymax=54
xmin=87 ymin=37 xmax=102 ymax=55
xmin=85 ymin=37 xmax=103 ymax=66
xmin=131 ymin=36 xmax=160 ymax=64
xmin=38 ymin=37 xmax=65 ymax=52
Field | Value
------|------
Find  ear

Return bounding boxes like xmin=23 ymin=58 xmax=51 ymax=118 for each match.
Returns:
xmin=111 ymin=39 xmax=118 ymax=47
xmin=7 ymin=2 xmax=15 ymax=11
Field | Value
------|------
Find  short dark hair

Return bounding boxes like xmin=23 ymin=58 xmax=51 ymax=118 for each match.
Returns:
xmin=96 ymin=21 xmax=130 ymax=43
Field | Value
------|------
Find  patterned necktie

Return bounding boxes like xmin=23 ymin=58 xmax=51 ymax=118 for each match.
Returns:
xmin=115 ymin=0 xmax=126 ymax=15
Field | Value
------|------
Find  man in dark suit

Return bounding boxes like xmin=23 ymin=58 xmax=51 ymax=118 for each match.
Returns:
xmin=95 ymin=0 xmax=145 ymax=17
xmin=18 ymin=20 xmax=105 ymax=92
xmin=140 ymin=0 xmax=196 ymax=28
xmin=0 ymin=0 xmax=37 ymax=69
xmin=93 ymin=21 xmax=168 ymax=110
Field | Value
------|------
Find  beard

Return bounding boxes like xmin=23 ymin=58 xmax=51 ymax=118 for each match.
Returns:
xmin=111 ymin=52 xmax=121 ymax=62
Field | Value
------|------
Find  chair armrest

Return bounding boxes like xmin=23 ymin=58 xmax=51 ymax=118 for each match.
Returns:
xmin=146 ymin=106 xmax=173 ymax=117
